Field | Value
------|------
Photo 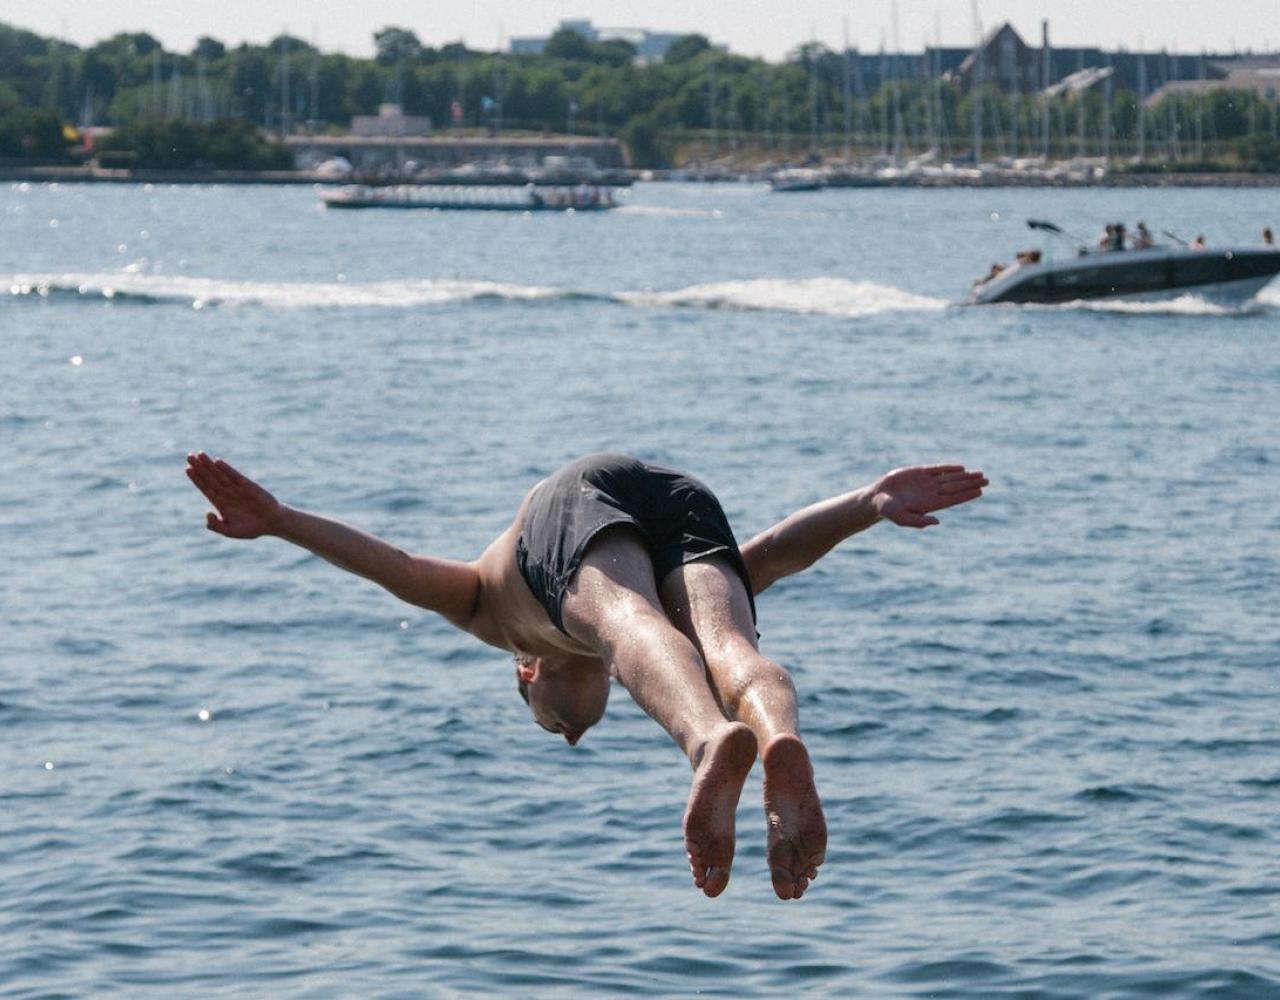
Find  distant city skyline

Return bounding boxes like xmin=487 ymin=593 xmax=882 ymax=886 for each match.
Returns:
xmin=2 ymin=1 xmax=1276 ymax=61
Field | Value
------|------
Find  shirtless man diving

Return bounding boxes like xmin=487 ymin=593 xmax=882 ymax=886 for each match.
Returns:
xmin=185 ymin=451 xmax=987 ymax=900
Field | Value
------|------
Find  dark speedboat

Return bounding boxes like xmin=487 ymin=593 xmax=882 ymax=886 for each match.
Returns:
xmin=971 ymin=221 xmax=1280 ymax=305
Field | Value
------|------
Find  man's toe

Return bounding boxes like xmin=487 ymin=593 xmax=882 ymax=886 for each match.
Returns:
xmin=702 ymin=865 xmax=731 ymax=897
xmin=770 ymin=866 xmax=796 ymax=899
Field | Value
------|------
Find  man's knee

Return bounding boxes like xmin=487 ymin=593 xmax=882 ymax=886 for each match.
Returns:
xmin=712 ymin=653 xmax=796 ymax=712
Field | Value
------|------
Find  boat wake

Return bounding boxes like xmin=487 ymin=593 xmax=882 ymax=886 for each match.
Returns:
xmin=619 ymin=277 xmax=948 ymax=317
xmin=613 ymin=205 xmax=725 ymax=218
xmin=7 ymin=272 xmax=949 ymax=319
xmin=5 ymin=273 xmax=565 ymax=309
xmin=1046 ymin=288 xmax=1279 ymax=316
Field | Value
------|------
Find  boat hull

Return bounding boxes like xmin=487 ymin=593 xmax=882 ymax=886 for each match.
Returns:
xmin=320 ymin=185 xmax=616 ymax=212
xmin=324 ymin=197 xmax=562 ymax=211
xmin=972 ymin=247 xmax=1280 ymax=304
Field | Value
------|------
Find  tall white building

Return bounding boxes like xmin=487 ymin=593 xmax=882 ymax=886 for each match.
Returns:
xmin=508 ymin=19 xmax=704 ymax=62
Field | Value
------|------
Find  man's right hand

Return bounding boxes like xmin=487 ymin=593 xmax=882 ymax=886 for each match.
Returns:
xmin=186 ymin=452 xmax=283 ymax=539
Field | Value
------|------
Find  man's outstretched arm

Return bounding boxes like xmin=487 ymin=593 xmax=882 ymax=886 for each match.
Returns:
xmin=185 ymin=452 xmax=480 ymax=630
xmin=740 ymin=464 xmax=987 ymax=595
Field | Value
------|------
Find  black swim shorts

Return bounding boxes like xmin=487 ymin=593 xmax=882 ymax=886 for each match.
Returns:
xmin=516 ymin=453 xmax=757 ymax=635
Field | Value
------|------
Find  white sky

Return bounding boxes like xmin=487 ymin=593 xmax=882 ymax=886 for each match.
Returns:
xmin=2 ymin=1 xmax=1276 ymax=60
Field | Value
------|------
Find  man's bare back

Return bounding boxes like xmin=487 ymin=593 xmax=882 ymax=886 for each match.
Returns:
xmin=466 ymin=487 xmax=600 ymax=660
xmin=186 ymin=451 xmax=986 ymax=899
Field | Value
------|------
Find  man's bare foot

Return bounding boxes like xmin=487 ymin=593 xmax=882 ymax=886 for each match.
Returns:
xmin=762 ymin=734 xmax=827 ymax=900
xmin=683 ymin=723 xmax=758 ymax=898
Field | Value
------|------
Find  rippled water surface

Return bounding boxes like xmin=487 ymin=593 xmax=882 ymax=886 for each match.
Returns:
xmin=4 ymin=181 xmax=1280 ymax=998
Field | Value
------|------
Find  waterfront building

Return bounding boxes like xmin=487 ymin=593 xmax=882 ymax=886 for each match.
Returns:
xmin=1145 ymin=59 xmax=1280 ymax=105
xmin=350 ymin=104 xmax=432 ymax=138
xmin=509 ymin=18 xmax=715 ymax=62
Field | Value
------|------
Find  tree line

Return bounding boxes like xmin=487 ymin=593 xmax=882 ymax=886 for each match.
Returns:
xmin=1 ymin=19 xmax=1277 ymax=170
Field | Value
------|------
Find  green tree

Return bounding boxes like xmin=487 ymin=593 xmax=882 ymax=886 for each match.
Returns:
xmin=374 ymin=27 xmax=422 ymax=66
xmin=349 ymin=63 xmax=385 ymax=114
xmin=0 ymin=22 xmax=50 ymax=62
xmin=80 ymin=50 xmax=117 ymax=105
xmin=439 ymin=42 xmax=476 ymax=62
xmin=622 ymin=112 xmax=668 ymax=167
xmin=1235 ymin=133 xmax=1280 ymax=171
xmin=1199 ymin=90 xmax=1245 ymax=139
xmin=97 ymin=118 xmax=290 ymax=168
xmin=194 ymin=36 xmax=226 ymax=62
xmin=664 ymin=34 xmax=711 ymax=65
xmin=591 ymin=38 xmax=637 ymax=68
xmin=0 ymin=109 xmax=71 ymax=160
xmin=544 ymin=28 xmax=592 ymax=62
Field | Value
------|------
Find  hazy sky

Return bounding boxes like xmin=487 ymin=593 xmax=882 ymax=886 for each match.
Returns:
xmin=3 ymin=1 xmax=1276 ymax=60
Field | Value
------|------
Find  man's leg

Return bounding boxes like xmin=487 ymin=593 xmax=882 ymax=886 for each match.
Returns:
xmin=559 ymin=528 xmax=756 ymax=898
xmin=659 ymin=556 xmax=827 ymax=901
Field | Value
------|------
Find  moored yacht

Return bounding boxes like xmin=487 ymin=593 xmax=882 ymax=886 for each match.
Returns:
xmin=769 ymin=167 xmax=828 ymax=192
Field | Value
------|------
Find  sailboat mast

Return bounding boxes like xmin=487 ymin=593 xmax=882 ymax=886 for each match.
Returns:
xmin=1137 ymin=43 xmax=1146 ymax=161
xmin=1075 ymin=49 xmax=1084 ymax=159
xmin=890 ymin=1 xmax=903 ymax=160
xmin=280 ymin=30 xmax=290 ymax=138
xmin=970 ymin=0 xmax=983 ymax=163
xmin=1041 ymin=20 xmax=1051 ymax=159
xmin=843 ymin=17 xmax=853 ymax=162
xmin=1006 ymin=30 xmax=1018 ymax=158
xmin=1102 ymin=52 xmax=1112 ymax=161
xmin=807 ymin=33 xmax=818 ymax=156
xmin=922 ymin=35 xmax=933 ymax=156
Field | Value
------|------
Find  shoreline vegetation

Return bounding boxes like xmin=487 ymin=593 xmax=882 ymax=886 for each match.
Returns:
xmin=2 ymin=19 xmax=1279 ymax=181
xmin=5 ymin=164 xmax=1280 ymax=188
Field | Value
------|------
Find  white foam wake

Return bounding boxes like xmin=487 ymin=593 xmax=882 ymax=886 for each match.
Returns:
xmin=1057 ymin=291 xmax=1277 ymax=316
xmin=7 ymin=271 xmax=953 ymax=318
xmin=619 ymin=277 xmax=949 ymax=318
xmin=7 ymin=272 xmax=565 ymax=309
xmin=613 ymin=205 xmax=725 ymax=218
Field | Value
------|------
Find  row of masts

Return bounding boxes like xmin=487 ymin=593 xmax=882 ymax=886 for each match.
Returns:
xmin=700 ymin=13 xmax=1267 ymax=165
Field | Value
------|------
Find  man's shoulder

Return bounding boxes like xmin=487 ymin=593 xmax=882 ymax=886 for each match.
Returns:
xmin=467 ymin=516 xmax=549 ymax=650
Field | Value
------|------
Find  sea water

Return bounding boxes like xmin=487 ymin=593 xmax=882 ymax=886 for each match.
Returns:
xmin=2 ymin=181 xmax=1279 ymax=998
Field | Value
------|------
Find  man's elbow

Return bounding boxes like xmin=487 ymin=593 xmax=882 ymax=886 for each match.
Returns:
xmin=394 ymin=558 xmax=481 ymax=630
xmin=753 ymin=552 xmax=818 ymax=595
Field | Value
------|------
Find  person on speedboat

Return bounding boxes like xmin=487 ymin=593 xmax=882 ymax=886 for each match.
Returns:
xmin=973 ymin=262 xmax=1007 ymax=289
xmin=1132 ymin=222 xmax=1155 ymax=249
xmin=1191 ymin=234 xmax=1207 ymax=250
